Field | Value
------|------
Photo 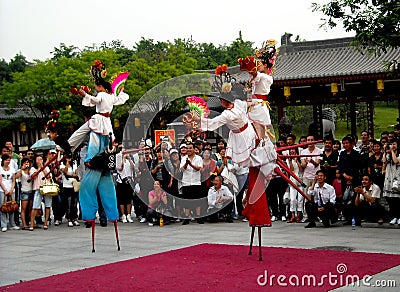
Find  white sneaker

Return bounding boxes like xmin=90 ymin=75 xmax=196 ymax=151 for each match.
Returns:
xmin=73 ymin=220 xmax=80 ymax=226
xmin=148 ymin=222 xmax=154 ymax=226
xmin=68 ymin=221 xmax=73 ymax=227
xmin=54 ymin=220 xmax=61 ymax=226
xmin=1 ymin=227 xmax=6 ymax=232
xmin=121 ymin=214 xmax=127 ymax=223
xmin=140 ymin=217 xmax=147 ymax=223
xmin=242 ymin=218 xmax=249 ymax=222
xmin=281 ymin=216 xmax=287 ymax=221
xmin=389 ymin=218 xmax=398 ymax=225
xmin=11 ymin=226 xmax=20 ymax=230
xmin=126 ymin=214 xmax=134 ymax=223
xmin=397 ymin=219 xmax=400 ymax=225
xmin=271 ymin=216 xmax=277 ymax=222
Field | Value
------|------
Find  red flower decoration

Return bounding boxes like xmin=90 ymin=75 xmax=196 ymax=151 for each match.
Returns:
xmin=93 ymin=60 xmax=103 ymax=69
xmin=69 ymin=87 xmax=80 ymax=96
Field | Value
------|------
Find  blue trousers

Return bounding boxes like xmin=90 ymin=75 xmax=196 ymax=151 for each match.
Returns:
xmin=79 ymin=132 xmax=118 ymax=221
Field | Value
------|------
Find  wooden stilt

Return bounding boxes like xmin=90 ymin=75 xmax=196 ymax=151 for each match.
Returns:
xmin=258 ymin=227 xmax=262 ymax=261
xmin=91 ymin=220 xmax=95 ymax=253
xmin=248 ymin=226 xmax=255 ymax=255
xmin=113 ymin=221 xmax=121 ymax=251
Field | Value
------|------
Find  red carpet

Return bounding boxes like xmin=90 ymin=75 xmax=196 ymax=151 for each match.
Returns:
xmin=2 ymin=244 xmax=400 ymax=291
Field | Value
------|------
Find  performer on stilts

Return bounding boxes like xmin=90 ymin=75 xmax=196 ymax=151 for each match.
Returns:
xmin=238 ymin=39 xmax=278 ymax=144
xmin=68 ymin=60 xmax=129 ymax=252
xmin=191 ymin=66 xmax=277 ymax=261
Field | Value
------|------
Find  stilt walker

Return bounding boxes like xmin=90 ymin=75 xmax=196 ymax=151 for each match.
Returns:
xmin=191 ymin=65 xmax=276 ymax=261
xmin=68 ymin=60 xmax=129 ymax=251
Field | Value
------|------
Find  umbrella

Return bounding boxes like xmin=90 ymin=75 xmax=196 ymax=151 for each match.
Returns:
xmin=30 ymin=138 xmax=56 ymax=150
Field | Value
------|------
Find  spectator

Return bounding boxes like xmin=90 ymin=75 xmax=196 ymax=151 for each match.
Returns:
xmin=368 ymin=140 xmax=384 ymax=191
xmin=165 ymin=148 xmax=182 ymax=219
xmin=180 ymin=142 xmax=203 ymax=225
xmin=300 ymin=134 xmax=322 ymax=199
xmin=137 ymin=145 xmax=154 ymax=223
xmin=146 ymin=181 xmax=168 ymax=226
xmin=29 ymin=155 xmax=52 ymax=231
xmin=286 ymin=148 xmax=303 ymax=223
xmin=338 ymin=135 xmax=362 ymax=189
xmin=15 ymin=158 xmax=33 ymax=230
xmin=382 ymin=139 xmax=400 ymax=225
xmin=305 ymin=170 xmax=337 ymax=228
xmin=115 ymin=148 xmax=135 ymax=223
xmin=207 ymin=176 xmax=234 ymax=223
xmin=333 ymin=140 xmax=341 ymax=152
xmin=332 ymin=170 xmax=344 ymax=220
xmin=320 ymin=135 xmax=338 ymax=185
xmin=150 ymin=147 xmax=170 ymax=192
xmin=353 ymin=174 xmax=385 ymax=225
xmin=0 ymin=154 xmax=19 ymax=231
xmin=60 ymin=157 xmax=80 ymax=227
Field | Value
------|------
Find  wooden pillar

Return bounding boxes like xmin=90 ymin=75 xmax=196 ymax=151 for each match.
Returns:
xmin=313 ymin=103 xmax=323 ymax=139
xmin=366 ymin=101 xmax=374 ymax=138
xmin=350 ymin=101 xmax=357 ymax=136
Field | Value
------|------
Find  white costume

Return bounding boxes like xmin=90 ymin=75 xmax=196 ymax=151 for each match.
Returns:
xmin=200 ymin=100 xmax=256 ymax=165
xmin=68 ymin=91 xmax=129 ymax=149
xmin=248 ymin=72 xmax=273 ymax=127
xmin=199 ymin=99 xmax=276 ymax=177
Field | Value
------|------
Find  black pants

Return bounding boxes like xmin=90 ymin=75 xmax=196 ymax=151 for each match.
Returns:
xmin=356 ymin=201 xmax=386 ymax=222
xmin=266 ymin=177 xmax=288 ymax=218
xmin=306 ymin=201 xmax=338 ymax=227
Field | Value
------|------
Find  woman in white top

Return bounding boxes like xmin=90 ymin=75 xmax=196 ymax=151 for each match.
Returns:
xmin=0 ymin=154 xmax=19 ymax=231
xmin=115 ymin=150 xmax=135 ymax=223
xmin=15 ymin=157 xmax=33 ymax=230
xmin=60 ymin=157 xmax=80 ymax=227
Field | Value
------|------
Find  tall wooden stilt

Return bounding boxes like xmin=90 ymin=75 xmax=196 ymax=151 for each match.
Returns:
xmin=258 ymin=227 xmax=262 ymax=261
xmin=113 ymin=221 xmax=121 ymax=251
xmin=248 ymin=226 xmax=255 ymax=255
xmin=90 ymin=220 xmax=95 ymax=253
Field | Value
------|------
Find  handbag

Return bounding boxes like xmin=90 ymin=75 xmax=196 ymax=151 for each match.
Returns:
xmin=1 ymin=199 xmax=19 ymax=213
xmin=40 ymin=180 xmax=60 ymax=196
xmin=72 ymin=179 xmax=81 ymax=192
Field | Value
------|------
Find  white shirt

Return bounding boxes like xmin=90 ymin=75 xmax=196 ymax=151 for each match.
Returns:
xmin=252 ymin=72 xmax=273 ymax=95
xmin=116 ymin=152 xmax=135 ymax=182
xmin=207 ymin=185 xmax=233 ymax=209
xmin=360 ymin=183 xmax=381 ymax=205
xmin=0 ymin=165 xmax=15 ymax=192
xmin=180 ymin=154 xmax=203 ymax=186
xmin=300 ymin=147 xmax=323 ymax=180
xmin=309 ymin=182 xmax=336 ymax=205
xmin=60 ymin=162 xmax=77 ymax=188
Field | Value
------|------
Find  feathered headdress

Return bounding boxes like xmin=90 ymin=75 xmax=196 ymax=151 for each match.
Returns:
xmin=254 ymin=39 xmax=278 ymax=75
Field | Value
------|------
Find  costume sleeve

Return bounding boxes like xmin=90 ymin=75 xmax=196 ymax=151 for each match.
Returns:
xmin=112 ymin=91 xmax=129 ymax=106
xmin=82 ymin=93 xmax=101 ymax=107
xmin=200 ymin=111 xmax=229 ymax=132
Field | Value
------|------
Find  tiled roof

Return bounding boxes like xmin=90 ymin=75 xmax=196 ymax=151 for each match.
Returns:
xmin=197 ymin=35 xmax=400 ymax=85
xmin=0 ymin=104 xmax=38 ymax=119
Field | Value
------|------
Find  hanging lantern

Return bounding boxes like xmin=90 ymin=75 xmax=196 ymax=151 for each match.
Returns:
xmin=114 ymin=119 xmax=120 ymax=128
xmin=331 ymin=83 xmax=338 ymax=95
xmin=377 ymin=79 xmax=384 ymax=93
xmin=20 ymin=123 xmax=26 ymax=132
xmin=284 ymin=86 xmax=291 ymax=98
xmin=134 ymin=118 xmax=140 ymax=128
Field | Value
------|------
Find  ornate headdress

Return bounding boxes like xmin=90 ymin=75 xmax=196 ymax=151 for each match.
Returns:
xmin=45 ymin=109 xmax=60 ymax=132
xmin=237 ymin=56 xmax=261 ymax=78
xmin=254 ymin=39 xmax=278 ymax=75
xmin=212 ymin=64 xmax=246 ymax=103
xmin=90 ymin=60 xmax=112 ymax=92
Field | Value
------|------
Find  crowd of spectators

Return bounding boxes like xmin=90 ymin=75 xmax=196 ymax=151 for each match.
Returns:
xmin=1 ymin=124 xmax=400 ymax=232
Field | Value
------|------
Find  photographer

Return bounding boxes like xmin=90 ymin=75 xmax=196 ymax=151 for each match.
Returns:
xmin=305 ymin=170 xmax=338 ymax=228
xmin=150 ymin=147 xmax=170 ymax=191
xmin=115 ymin=146 xmax=135 ymax=223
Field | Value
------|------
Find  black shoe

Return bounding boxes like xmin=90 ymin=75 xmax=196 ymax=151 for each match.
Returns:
xmin=226 ymin=217 xmax=233 ymax=223
xmin=197 ymin=219 xmax=204 ymax=224
xmin=182 ymin=219 xmax=190 ymax=225
xmin=85 ymin=222 xmax=91 ymax=228
xmin=100 ymin=222 xmax=107 ymax=227
xmin=305 ymin=222 xmax=316 ymax=228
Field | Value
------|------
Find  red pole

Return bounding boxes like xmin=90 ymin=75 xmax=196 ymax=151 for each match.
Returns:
xmin=276 ymin=140 xmax=323 ymax=152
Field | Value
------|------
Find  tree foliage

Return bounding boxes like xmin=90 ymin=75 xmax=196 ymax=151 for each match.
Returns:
xmin=0 ymin=32 xmax=258 ymax=133
xmin=312 ymin=0 xmax=400 ymax=56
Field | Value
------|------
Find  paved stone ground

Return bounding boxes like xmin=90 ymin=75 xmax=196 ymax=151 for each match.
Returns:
xmin=0 ymin=219 xmax=399 ymax=291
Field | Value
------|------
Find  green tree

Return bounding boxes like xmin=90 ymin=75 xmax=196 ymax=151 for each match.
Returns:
xmin=312 ymin=0 xmax=400 ymax=56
